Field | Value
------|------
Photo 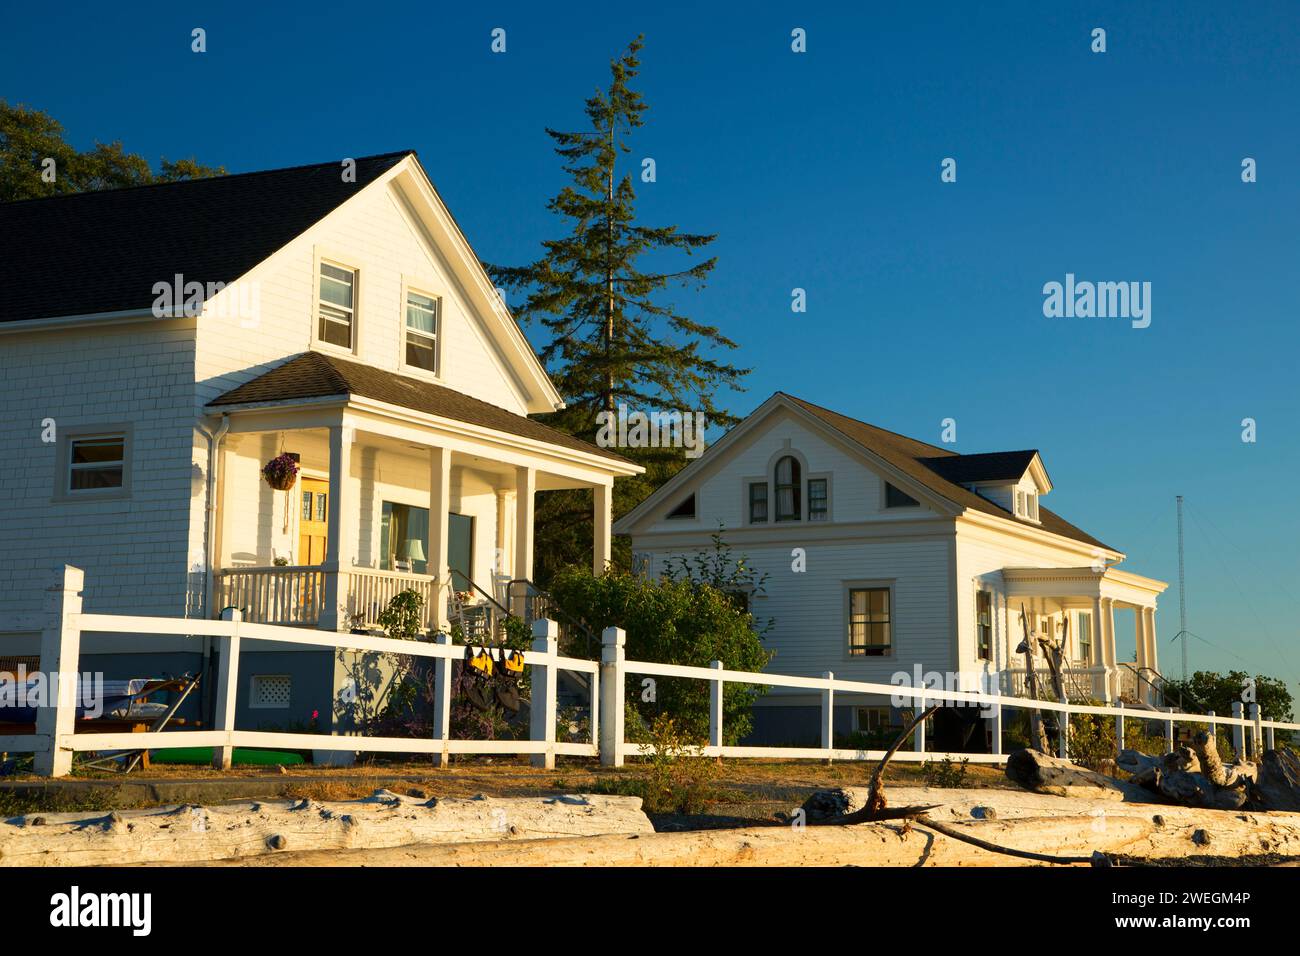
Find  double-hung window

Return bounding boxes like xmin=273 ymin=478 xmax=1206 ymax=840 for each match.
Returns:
xmin=976 ymin=590 xmax=993 ymax=661
xmin=808 ymin=478 xmax=828 ymax=521
xmin=774 ymin=456 xmax=801 ymax=521
xmin=318 ymin=262 xmax=356 ymax=349
xmin=849 ymin=587 xmax=891 ymax=656
xmin=405 ymin=291 xmax=439 ymax=373
xmin=748 ymin=482 xmax=768 ymax=523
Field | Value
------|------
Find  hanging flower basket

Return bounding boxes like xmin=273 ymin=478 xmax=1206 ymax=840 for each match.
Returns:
xmin=262 ymin=453 xmax=300 ymax=491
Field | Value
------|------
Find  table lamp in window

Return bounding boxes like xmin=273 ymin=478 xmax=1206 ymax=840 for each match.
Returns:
xmin=406 ymin=539 xmax=425 ymax=570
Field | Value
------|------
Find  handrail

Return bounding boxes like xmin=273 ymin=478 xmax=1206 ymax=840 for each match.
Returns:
xmin=508 ymin=578 xmax=599 ymax=658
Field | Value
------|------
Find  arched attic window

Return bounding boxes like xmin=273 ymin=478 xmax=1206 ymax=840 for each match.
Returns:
xmin=774 ymin=455 xmax=801 ymax=521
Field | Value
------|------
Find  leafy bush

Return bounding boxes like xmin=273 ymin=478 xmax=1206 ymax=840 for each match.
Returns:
xmin=377 ymin=588 xmax=424 ymax=640
xmin=921 ymin=756 xmax=969 ymax=788
xmin=591 ymin=715 xmax=721 ymax=814
xmin=546 ymin=566 xmax=773 ymax=743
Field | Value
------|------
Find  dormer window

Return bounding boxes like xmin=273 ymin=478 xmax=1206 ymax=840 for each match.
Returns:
xmin=1016 ymin=490 xmax=1040 ymax=521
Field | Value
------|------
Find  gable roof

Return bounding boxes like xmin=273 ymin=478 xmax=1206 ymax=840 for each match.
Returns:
xmin=0 ymin=152 xmax=411 ymax=325
xmin=780 ymin=394 xmax=1110 ymax=550
xmin=616 ymin=391 xmax=1113 ymax=552
xmin=207 ymin=351 xmax=634 ymax=467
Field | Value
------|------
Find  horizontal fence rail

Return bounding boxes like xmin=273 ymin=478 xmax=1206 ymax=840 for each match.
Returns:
xmin=3 ymin=566 xmax=1297 ymax=777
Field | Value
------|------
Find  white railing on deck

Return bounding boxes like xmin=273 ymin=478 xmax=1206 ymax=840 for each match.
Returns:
xmin=1002 ymin=665 xmax=1110 ymax=702
xmin=215 ymin=566 xmax=439 ymax=629
xmin=345 ymin=567 xmax=438 ymax=629
xmin=4 ymin=566 xmax=1298 ymax=777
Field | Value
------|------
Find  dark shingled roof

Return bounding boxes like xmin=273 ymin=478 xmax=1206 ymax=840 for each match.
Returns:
xmin=0 ymin=152 xmax=412 ymax=324
xmin=208 ymin=351 xmax=634 ymax=466
xmin=919 ymin=450 xmax=1042 ymax=485
xmin=780 ymin=394 xmax=1113 ymax=551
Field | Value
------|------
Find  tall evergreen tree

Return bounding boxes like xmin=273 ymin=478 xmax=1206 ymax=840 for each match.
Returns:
xmin=490 ymin=37 xmax=747 ymax=582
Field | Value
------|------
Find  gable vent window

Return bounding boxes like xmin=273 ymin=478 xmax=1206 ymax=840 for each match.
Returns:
xmin=774 ymin=456 xmax=801 ymax=521
xmin=250 ymin=674 xmax=292 ymax=710
xmin=318 ymin=262 xmax=356 ymax=349
xmin=405 ymin=291 xmax=440 ymax=373
xmin=666 ymin=494 xmax=696 ymax=519
xmin=68 ymin=435 xmax=125 ymax=491
xmin=884 ymin=483 xmax=918 ymax=508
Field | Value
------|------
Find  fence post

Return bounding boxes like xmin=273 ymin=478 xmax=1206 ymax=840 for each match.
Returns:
xmin=1266 ymin=723 xmax=1276 ymax=751
xmin=212 ymin=607 xmax=242 ymax=770
xmin=820 ymin=671 xmax=834 ymax=761
xmin=1249 ymin=702 xmax=1263 ymax=760
xmin=1115 ymin=702 xmax=1125 ymax=754
xmin=1058 ymin=703 xmax=1070 ymax=759
xmin=431 ymin=631 xmax=453 ymax=768
xmin=1231 ymin=701 xmax=1245 ymax=759
xmin=34 ymin=565 xmax=84 ymax=778
xmin=913 ymin=688 xmax=926 ymax=756
xmin=599 ymin=626 xmax=625 ymax=768
xmin=991 ymin=697 xmax=1003 ymax=757
xmin=530 ymin=619 xmax=558 ymax=769
xmin=1206 ymin=710 xmax=1215 ymax=744
xmin=708 ymin=660 xmax=724 ymax=753
xmin=1164 ymin=707 xmax=1175 ymax=753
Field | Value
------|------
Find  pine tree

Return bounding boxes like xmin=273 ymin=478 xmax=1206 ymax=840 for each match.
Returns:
xmin=489 ymin=37 xmax=747 ymax=582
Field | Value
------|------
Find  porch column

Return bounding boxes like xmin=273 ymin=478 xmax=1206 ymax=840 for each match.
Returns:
xmin=320 ymin=425 xmax=358 ymax=631
xmin=1143 ymin=606 xmax=1158 ymax=674
xmin=514 ymin=466 xmax=535 ymax=583
xmin=429 ymin=447 xmax=451 ymax=633
xmin=1133 ymin=602 xmax=1148 ymax=671
xmin=494 ymin=490 xmax=510 ymax=578
xmin=1100 ymin=597 xmax=1116 ymax=669
xmin=593 ymin=481 xmax=612 ymax=576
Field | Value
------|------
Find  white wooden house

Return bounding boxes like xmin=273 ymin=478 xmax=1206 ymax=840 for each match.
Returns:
xmin=0 ymin=152 xmax=639 ymax=732
xmin=615 ymin=393 xmax=1168 ymax=745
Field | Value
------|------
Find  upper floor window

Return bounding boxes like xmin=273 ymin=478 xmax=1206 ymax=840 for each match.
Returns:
xmin=1016 ymin=489 xmax=1040 ymax=521
xmin=666 ymin=494 xmax=696 ymax=519
xmin=808 ymin=478 xmax=828 ymax=521
xmin=318 ymin=261 xmax=356 ymax=349
xmin=774 ymin=456 xmax=801 ymax=521
xmin=885 ymin=482 xmax=919 ymax=508
xmin=68 ymin=435 xmax=125 ymax=492
xmin=976 ymin=590 xmax=993 ymax=661
xmin=748 ymin=482 xmax=768 ymax=523
xmin=405 ymin=291 xmax=440 ymax=373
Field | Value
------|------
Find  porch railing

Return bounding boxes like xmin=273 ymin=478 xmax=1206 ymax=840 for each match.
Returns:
xmin=215 ymin=566 xmax=439 ymax=630
xmin=1001 ymin=664 xmax=1110 ymax=703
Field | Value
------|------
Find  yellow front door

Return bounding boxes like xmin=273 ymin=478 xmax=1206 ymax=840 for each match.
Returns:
xmin=299 ymin=478 xmax=329 ymax=565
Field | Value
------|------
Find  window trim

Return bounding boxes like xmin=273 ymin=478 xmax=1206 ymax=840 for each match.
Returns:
xmin=311 ymin=247 xmax=361 ymax=356
xmin=400 ymin=276 xmax=442 ymax=379
xmin=807 ymin=473 xmax=831 ymax=522
xmin=53 ymin=424 xmax=133 ymax=502
xmin=844 ymin=580 xmax=895 ymax=659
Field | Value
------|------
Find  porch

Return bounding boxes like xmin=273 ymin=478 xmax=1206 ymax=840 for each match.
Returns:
xmin=998 ymin=565 xmax=1169 ymax=706
xmin=204 ymin=354 xmax=639 ymax=634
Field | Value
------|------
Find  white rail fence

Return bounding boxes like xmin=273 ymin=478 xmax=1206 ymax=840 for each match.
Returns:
xmin=3 ymin=566 xmax=1298 ymax=777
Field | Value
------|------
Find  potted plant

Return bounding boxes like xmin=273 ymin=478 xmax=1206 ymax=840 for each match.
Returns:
xmin=262 ymin=453 xmax=300 ymax=491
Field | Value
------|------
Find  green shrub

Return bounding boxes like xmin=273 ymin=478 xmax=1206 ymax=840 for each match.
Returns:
xmin=547 ymin=566 xmax=773 ymax=743
xmin=921 ymin=756 xmax=969 ymax=788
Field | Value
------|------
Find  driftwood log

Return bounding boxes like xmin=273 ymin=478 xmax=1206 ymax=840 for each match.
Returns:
xmin=1005 ymin=749 xmax=1147 ymax=801
xmin=0 ymin=790 xmax=652 ymax=867
xmin=184 ymin=785 xmax=1300 ymax=867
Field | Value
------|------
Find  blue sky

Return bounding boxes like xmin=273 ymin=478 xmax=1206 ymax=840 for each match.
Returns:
xmin=4 ymin=1 xmax=1298 ymax=694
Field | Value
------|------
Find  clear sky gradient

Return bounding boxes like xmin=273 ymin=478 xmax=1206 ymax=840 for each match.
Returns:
xmin=4 ymin=1 xmax=1297 ymax=693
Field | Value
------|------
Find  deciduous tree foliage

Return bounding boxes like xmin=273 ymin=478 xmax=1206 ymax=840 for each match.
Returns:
xmin=547 ymin=566 xmax=772 ymax=744
xmin=0 ymin=100 xmax=223 ymax=202
xmin=488 ymin=38 xmax=747 ymax=582
xmin=1161 ymin=670 xmax=1294 ymax=723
